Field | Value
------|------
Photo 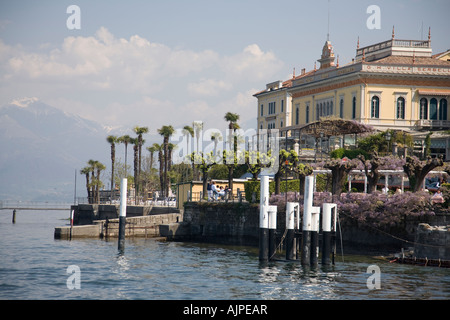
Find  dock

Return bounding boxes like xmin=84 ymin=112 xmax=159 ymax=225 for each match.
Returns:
xmin=54 ymin=204 xmax=181 ymax=240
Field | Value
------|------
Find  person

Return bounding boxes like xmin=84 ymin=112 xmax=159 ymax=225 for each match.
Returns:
xmin=432 ymin=189 xmax=444 ymax=204
xmin=395 ymin=188 xmax=402 ymax=194
xmin=211 ymin=181 xmax=218 ymax=201
xmin=218 ymin=186 xmax=226 ymax=200
xmin=207 ymin=181 xmax=212 ymax=201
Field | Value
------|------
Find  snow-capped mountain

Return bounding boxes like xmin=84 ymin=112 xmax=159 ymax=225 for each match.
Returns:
xmin=0 ymin=98 xmax=116 ymax=201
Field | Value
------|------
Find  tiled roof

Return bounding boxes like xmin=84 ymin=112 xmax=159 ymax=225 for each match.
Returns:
xmin=367 ymin=55 xmax=450 ymax=67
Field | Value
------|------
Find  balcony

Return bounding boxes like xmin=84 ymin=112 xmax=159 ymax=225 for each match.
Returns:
xmin=415 ymin=119 xmax=450 ymax=129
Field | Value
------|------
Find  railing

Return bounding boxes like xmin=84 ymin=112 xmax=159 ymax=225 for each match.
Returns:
xmin=356 ymin=39 xmax=430 ymax=56
xmin=0 ymin=200 xmax=72 ymax=210
xmin=415 ymin=120 xmax=450 ymax=129
xmin=189 ymin=191 xmax=246 ymax=203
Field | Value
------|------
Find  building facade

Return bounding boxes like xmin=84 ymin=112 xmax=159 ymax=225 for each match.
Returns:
xmin=254 ymin=30 xmax=450 ymax=159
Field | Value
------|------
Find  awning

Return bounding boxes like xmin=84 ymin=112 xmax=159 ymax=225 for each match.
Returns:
xmin=418 ymin=89 xmax=450 ymax=96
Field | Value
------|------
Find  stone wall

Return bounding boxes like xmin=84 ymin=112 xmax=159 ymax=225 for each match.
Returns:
xmin=414 ymin=223 xmax=450 ymax=260
xmin=169 ymin=202 xmax=450 ymax=255
xmin=180 ymin=202 xmax=265 ymax=246
xmin=55 ymin=213 xmax=182 ymax=240
xmin=72 ymin=204 xmax=178 ymax=225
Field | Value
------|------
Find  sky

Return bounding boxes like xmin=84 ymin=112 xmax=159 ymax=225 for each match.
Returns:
xmin=1 ymin=0 xmax=449 ymax=136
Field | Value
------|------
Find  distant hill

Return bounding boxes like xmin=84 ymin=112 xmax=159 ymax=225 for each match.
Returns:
xmin=0 ymin=98 xmax=114 ymax=201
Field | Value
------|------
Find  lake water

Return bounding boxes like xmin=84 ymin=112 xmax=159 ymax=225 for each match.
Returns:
xmin=1 ymin=209 xmax=449 ymax=301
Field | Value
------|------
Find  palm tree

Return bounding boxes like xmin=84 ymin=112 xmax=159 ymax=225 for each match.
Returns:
xmin=130 ymin=137 xmax=139 ymax=203
xmin=157 ymin=125 xmax=175 ymax=197
xmin=153 ymin=143 xmax=164 ymax=196
xmin=182 ymin=125 xmax=194 ymax=156
xmin=167 ymin=143 xmax=176 ymax=171
xmin=224 ymin=112 xmax=240 ymax=130
xmin=147 ymin=145 xmax=157 ymax=172
xmin=211 ymin=131 xmax=223 ymax=160
xmin=106 ymin=135 xmax=118 ymax=202
xmin=80 ymin=166 xmax=91 ymax=203
xmin=94 ymin=161 xmax=106 ymax=203
xmin=224 ymin=112 xmax=240 ymax=195
xmin=118 ymin=135 xmax=131 ymax=177
xmin=133 ymin=126 xmax=148 ymax=177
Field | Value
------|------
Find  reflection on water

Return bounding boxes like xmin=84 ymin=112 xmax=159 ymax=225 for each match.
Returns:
xmin=0 ymin=210 xmax=449 ymax=300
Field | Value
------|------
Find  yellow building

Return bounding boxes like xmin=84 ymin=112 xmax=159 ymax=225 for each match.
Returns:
xmin=254 ymin=30 xmax=450 ymax=159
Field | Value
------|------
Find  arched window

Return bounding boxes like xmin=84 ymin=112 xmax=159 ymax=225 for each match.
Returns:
xmin=340 ymin=99 xmax=344 ymax=118
xmin=371 ymin=96 xmax=380 ymax=118
xmin=439 ymin=98 xmax=448 ymax=120
xmin=352 ymin=96 xmax=356 ymax=119
xmin=396 ymin=97 xmax=405 ymax=119
xmin=430 ymin=98 xmax=438 ymax=120
xmin=420 ymin=98 xmax=428 ymax=120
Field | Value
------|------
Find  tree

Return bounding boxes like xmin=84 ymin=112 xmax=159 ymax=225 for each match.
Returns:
xmin=94 ymin=161 xmax=106 ymax=203
xmin=84 ymin=160 xmax=106 ymax=203
xmin=153 ymin=143 xmax=164 ymax=195
xmin=158 ymin=125 xmax=175 ymax=197
xmin=130 ymin=138 xmax=139 ymax=203
xmin=106 ymin=135 xmax=118 ymax=202
xmin=146 ymin=145 xmax=157 ymax=173
xmin=80 ymin=166 xmax=91 ymax=203
xmin=357 ymin=153 xmax=405 ymax=193
xmin=191 ymin=152 xmax=216 ymax=200
xmin=182 ymin=125 xmax=194 ymax=153
xmin=403 ymin=155 xmax=444 ymax=192
xmin=324 ymin=158 xmax=358 ymax=196
xmin=133 ymin=126 xmax=148 ymax=177
xmin=118 ymin=135 xmax=131 ymax=177
xmin=224 ymin=112 xmax=240 ymax=131
xmin=224 ymin=112 xmax=240 ymax=192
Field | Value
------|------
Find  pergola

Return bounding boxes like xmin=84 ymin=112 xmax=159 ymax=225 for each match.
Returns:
xmin=279 ymin=117 xmax=375 ymax=156
xmin=298 ymin=118 xmax=375 ymax=138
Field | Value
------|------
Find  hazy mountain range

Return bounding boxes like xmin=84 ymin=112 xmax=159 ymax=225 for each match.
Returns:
xmin=0 ymin=98 xmax=256 ymax=202
xmin=0 ymin=98 xmax=122 ymax=201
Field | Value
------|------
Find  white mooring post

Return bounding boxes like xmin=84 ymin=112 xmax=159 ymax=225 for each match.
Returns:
xmin=267 ymin=205 xmax=277 ymax=260
xmin=302 ymin=176 xmax=320 ymax=266
xmin=286 ymin=202 xmax=297 ymax=260
xmin=322 ymin=203 xmax=337 ymax=265
xmin=118 ymin=178 xmax=127 ymax=251
xmin=259 ymin=175 xmax=270 ymax=261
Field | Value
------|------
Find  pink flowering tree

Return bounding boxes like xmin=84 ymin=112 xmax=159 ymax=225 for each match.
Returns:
xmin=403 ymin=155 xmax=444 ymax=192
xmin=357 ymin=153 xmax=406 ymax=193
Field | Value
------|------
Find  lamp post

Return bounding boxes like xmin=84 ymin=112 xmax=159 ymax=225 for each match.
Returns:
xmin=385 ymin=131 xmax=391 ymax=155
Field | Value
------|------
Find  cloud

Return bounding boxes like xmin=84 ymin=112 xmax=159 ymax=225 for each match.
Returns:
xmin=187 ymin=79 xmax=232 ymax=97
xmin=0 ymin=27 xmax=285 ymax=129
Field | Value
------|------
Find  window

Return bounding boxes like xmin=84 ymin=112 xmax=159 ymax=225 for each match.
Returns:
xmin=295 ymin=105 xmax=299 ymax=125
xmin=439 ymin=98 xmax=447 ymax=120
xmin=316 ymin=104 xmax=320 ymax=120
xmin=306 ymin=105 xmax=310 ymax=124
xmin=281 ymin=100 xmax=284 ymax=113
xmin=371 ymin=96 xmax=380 ymax=118
xmin=420 ymin=98 xmax=428 ymax=120
xmin=430 ymin=98 xmax=438 ymax=120
xmin=260 ymin=104 xmax=264 ymax=117
xmin=352 ymin=96 xmax=356 ymax=119
xmin=396 ymin=97 xmax=405 ymax=119
xmin=269 ymin=102 xmax=276 ymax=115
xmin=340 ymin=99 xmax=344 ymax=118
xmin=330 ymin=101 xmax=333 ymax=116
